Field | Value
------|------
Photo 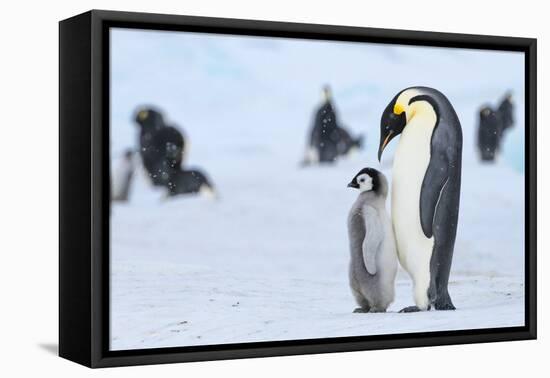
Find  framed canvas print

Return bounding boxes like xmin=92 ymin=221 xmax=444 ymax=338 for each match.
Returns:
xmin=59 ymin=10 xmax=537 ymax=368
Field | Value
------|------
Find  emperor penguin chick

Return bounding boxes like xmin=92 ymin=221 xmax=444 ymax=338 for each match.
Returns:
xmin=347 ymin=168 xmax=397 ymax=313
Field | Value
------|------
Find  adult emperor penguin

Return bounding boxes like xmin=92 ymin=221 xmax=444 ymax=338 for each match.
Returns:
xmin=497 ymin=92 xmax=515 ymax=132
xmin=377 ymin=86 xmax=462 ymax=312
xmin=135 ymin=107 xmax=186 ymax=187
xmin=347 ymin=168 xmax=397 ymax=313
xmin=477 ymin=106 xmax=502 ymax=161
xmin=304 ymin=86 xmax=340 ymax=164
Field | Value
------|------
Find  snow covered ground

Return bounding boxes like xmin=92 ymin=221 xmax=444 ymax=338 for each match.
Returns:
xmin=109 ymin=28 xmax=525 ymax=350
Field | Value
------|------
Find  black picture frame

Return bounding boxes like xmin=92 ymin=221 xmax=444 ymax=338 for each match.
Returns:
xmin=59 ymin=9 xmax=537 ymax=368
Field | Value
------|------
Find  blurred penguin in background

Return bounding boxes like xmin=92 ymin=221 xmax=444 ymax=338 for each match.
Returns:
xmin=477 ymin=106 xmax=502 ymax=162
xmin=111 ymin=149 xmax=136 ymax=202
xmin=303 ymin=85 xmax=341 ymax=164
xmin=134 ymin=107 xmax=186 ymax=186
xmin=303 ymin=86 xmax=364 ymax=165
xmin=497 ymin=91 xmax=515 ymax=133
xmin=476 ymin=91 xmax=515 ymax=162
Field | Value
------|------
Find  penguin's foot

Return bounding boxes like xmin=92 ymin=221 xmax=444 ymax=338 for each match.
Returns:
xmin=399 ymin=306 xmax=422 ymax=313
xmin=368 ymin=308 xmax=387 ymax=313
xmin=434 ymin=291 xmax=456 ymax=310
xmin=353 ymin=307 xmax=370 ymax=313
xmin=434 ymin=301 xmax=456 ymax=311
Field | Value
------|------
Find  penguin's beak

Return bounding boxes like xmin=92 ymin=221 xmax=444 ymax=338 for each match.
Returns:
xmin=377 ymin=130 xmax=393 ymax=162
xmin=347 ymin=181 xmax=359 ymax=189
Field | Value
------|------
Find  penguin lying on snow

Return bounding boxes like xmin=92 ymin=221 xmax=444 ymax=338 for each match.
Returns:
xmin=347 ymin=168 xmax=397 ymax=313
xmin=303 ymin=86 xmax=364 ymax=165
xmin=336 ymin=126 xmax=364 ymax=157
xmin=134 ymin=108 xmax=186 ymax=186
xmin=111 ymin=149 xmax=135 ymax=202
xmin=378 ymin=86 xmax=462 ymax=312
xmin=477 ymin=106 xmax=502 ymax=161
xmin=166 ymin=168 xmax=215 ymax=197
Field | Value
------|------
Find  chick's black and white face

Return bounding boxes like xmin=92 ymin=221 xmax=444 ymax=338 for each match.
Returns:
xmin=348 ymin=168 xmax=379 ymax=193
xmin=354 ymin=173 xmax=373 ymax=192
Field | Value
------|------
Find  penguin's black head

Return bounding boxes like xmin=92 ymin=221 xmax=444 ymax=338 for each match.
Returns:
xmin=480 ymin=106 xmax=494 ymax=119
xmin=378 ymin=88 xmax=440 ymax=162
xmin=135 ymin=108 xmax=165 ymax=130
xmin=378 ymin=92 xmax=407 ymax=161
xmin=347 ymin=167 xmax=380 ymax=193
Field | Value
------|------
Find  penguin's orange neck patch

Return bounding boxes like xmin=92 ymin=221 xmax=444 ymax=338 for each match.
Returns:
xmin=393 ymin=103 xmax=405 ymax=115
xmin=138 ymin=110 xmax=149 ymax=121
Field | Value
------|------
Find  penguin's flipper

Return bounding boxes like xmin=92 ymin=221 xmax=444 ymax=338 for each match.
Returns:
xmin=420 ymin=150 xmax=449 ymax=239
xmin=362 ymin=207 xmax=383 ymax=275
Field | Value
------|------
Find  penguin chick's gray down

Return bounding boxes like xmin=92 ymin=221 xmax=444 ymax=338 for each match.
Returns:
xmin=347 ymin=168 xmax=397 ymax=313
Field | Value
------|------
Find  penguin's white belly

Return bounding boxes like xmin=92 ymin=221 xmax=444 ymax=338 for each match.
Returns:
xmin=391 ymin=117 xmax=435 ymax=292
